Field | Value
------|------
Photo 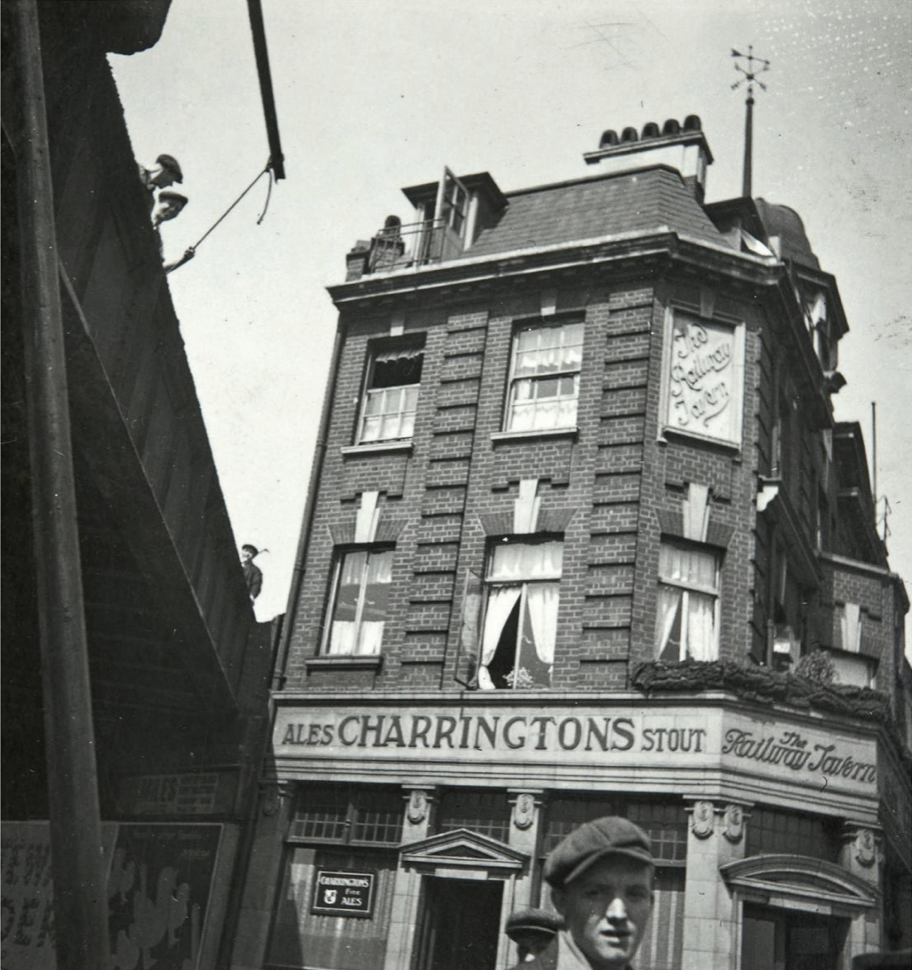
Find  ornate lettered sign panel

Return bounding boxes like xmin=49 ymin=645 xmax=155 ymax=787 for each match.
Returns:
xmin=662 ymin=311 xmax=744 ymax=447
xmin=273 ymin=702 xmax=877 ymax=809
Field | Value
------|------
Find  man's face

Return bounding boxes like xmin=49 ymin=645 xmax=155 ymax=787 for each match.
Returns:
xmin=551 ymin=856 xmax=654 ymax=970
xmin=241 ymin=548 xmax=254 ymax=563
xmin=150 ymin=164 xmax=179 ymax=189
xmin=514 ymin=931 xmax=554 ymax=961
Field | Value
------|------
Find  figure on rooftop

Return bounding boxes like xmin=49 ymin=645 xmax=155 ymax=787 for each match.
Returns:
xmin=241 ymin=545 xmax=263 ymax=603
xmin=138 ymin=153 xmax=183 ymax=214
xmin=152 ymin=190 xmax=188 ymax=229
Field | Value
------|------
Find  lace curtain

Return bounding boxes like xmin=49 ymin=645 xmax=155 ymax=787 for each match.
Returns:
xmin=329 ymin=550 xmax=393 ymax=655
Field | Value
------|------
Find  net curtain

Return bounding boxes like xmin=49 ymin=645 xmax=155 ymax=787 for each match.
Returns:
xmin=329 ymin=551 xmax=393 ymax=655
xmin=480 ymin=542 xmax=563 ymax=673
xmin=656 ymin=544 xmax=717 ymax=661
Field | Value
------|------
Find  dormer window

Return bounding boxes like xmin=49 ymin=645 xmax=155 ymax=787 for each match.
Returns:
xmin=438 ymin=169 xmax=468 ymax=236
xmin=398 ymin=170 xmax=507 ymax=269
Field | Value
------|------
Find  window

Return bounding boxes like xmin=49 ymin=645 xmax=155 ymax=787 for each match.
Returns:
xmin=543 ymin=798 xmax=687 ymax=864
xmin=655 ymin=541 xmax=719 ymax=661
xmin=627 ymin=801 xmax=688 ymax=865
xmin=358 ymin=347 xmax=423 ymax=444
xmin=290 ymin=785 xmax=404 ymax=845
xmin=505 ymin=321 xmax=584 ymax=432
xmin=746 ymin=807 xmax=838 ymax=861
xmin=478 ymin=539 xmax=562 ymax=689
xmin=324 ymin=549 xmax=393 ymax=655
xmin=543 ymin=797 xmax=618 ymax=855
xmin=438 ymin=168 xmax=469 ymax=237
xmin=436 ymin=790 xmax=510 ymax=842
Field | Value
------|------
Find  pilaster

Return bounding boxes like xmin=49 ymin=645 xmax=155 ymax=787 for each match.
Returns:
xmin=382 ymin=786 xmax=437 ymax=970
xmin=681 ymin=799 xmax=748 ymax=970
xmin=838 ymin=822 xmax=882 ymax=968
xmin=498 ymin=790 xmax=546 ymax=967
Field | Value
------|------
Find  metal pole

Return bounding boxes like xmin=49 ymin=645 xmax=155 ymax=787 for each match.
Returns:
xmin=12 ymin=1 xmax=110 ymax=966
xmin=742 ymin=88 xmax=754 ymax=198
xmin=247 ymin=0 xmax=285 ymax=179
xmin=872 ymin=401 xmax=878 ymax=534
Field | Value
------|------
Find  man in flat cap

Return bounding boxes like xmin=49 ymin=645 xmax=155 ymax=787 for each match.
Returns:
xmin=152 ymin=189 xmax=188 ymax=229
xmin=241 ymin=544 xmax=263 ymax=603
xmin=138 ymin=153 xmax=183 ymax=215
xmin=505 ymin=908 xmax=562 ymax=966
xmin=508 ymin=816 xmax=655 ymax=970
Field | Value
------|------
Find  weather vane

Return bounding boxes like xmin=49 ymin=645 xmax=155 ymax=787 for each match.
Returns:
xmin=731 ymin=46 xmax=770 ymax=198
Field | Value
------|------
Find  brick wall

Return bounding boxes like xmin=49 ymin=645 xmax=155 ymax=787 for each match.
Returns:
xmin=282 ymin=266 xmax=905 ymax=703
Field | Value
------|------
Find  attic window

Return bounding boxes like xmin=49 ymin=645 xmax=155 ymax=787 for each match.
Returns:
xmin=438 ymin=168 xmax=469 ymax=236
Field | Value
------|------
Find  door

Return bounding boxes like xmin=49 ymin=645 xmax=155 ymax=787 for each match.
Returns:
xmin=413 ymin=877 xmax=503 ymax=970
xmin=742 ymin=903 xmax=849 ymax=970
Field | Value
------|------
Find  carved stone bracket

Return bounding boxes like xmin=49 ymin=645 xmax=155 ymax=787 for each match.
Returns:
xmin=513 ymin=793 xmax=536 ymax=830
xmin=405 ymin=788 xmax=434 ymax=825
xmin=690 ymin=800 xmax=715 ymax=839
xmin=508 ymin=790 xmax=544 ymax=831
xmin=722 ymin=804 xmax=745 ymax=843
xmin=842 ymin=824 xmax=879 ymax=868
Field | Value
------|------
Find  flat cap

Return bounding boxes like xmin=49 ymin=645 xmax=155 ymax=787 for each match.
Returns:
xmin=157 ymin=190 xmax=187 ymax=205
xmin=543 ymin=816 xmax=654 ymax=887
xmin=505 ymin=908 xmax=562 ymax=939
xmin=156 ymin=154 xmax=183 ymax=182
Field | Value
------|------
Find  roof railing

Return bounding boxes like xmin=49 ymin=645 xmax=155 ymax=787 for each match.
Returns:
xmin=367 ymin=217 xmax=459 ymax=273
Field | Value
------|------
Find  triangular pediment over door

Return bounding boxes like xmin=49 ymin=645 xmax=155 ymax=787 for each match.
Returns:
xmin=400 ymin=827 xmax=528 ymax=875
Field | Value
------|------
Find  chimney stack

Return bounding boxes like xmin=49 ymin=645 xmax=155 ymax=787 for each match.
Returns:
xmin=583 ymin=115 xmax=713 ymax=202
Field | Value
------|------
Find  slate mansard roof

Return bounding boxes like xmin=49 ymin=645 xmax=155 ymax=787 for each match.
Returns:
xmin=460 ymin=165 xmax=732 ymax=260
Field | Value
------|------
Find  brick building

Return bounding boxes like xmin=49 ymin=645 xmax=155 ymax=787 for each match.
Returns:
xmin=234 ymin=119 xmax=911 ymax=970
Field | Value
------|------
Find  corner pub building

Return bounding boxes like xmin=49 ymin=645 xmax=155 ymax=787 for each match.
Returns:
xmin=232 ymin=119 xmax=912 ymax=970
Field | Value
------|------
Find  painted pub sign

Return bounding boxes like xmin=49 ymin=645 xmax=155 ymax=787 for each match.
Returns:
xmin=311 ymin=870 xmax=375 ymax=918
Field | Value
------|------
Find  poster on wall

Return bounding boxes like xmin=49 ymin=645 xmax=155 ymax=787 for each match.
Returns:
xmin=107 ymin=823 xmax=223 ymax=970
xmin=311 ymin=869 xmax=375 ymax=918
xmin=0 ymin=822 xmax=118 ymax=970
xmin=1 ymin=821 xmax=223 ymax=970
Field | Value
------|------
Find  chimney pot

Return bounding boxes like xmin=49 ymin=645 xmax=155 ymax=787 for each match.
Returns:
xmin=683 ymin=114 xmax=702 ymax=132
xmin=621 ymin=126 xmax=639 ymax=143
xmin=662 ymin=118 xmax=681 ymax=135
xmin=599 ymin=129 xmax=619 ymax=148
xmin=641 ymin=122 xmax=660 ymax=139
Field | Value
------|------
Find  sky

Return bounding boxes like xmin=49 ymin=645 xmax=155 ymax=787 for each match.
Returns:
xmin=110 ymin=0 xmax=912 ymax=644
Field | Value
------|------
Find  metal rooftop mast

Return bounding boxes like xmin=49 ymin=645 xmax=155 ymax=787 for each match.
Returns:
xmin=731 ymin=46 xmax=770 ymax=198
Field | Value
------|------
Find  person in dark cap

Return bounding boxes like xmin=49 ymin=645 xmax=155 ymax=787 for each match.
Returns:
xmin=241 ymin=544 xmax=263 ymax=602
xmin=505 ymin=908 xmax=562 ymax=966
xmin=137 ymin=153 xmax=184 ymax=215
xmin=508 ymin=816 xmax=655 ymax=970
xmin=152 ymin=190 xmax=188 ymax=229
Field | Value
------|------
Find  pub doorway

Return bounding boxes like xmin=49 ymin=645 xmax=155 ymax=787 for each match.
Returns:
xmin=413 ymin=877 xmax=504 ymax=970
xmin=742 ymin=903 xmax=849 ymax=970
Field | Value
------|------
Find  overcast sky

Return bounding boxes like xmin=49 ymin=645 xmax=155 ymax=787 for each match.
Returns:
xmin=110 ymin=0 xmax=911 ymax=646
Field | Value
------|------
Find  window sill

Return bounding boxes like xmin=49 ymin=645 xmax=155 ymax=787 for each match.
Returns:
xmin=658 ymin=426 xmax=742 ymax=457
xmin=304 ymin=655 xmax=383 ymax=672
xmin=490 ymin=427 xmax=578 ymax=444
xmin=341 ymin=441 xmax=413 ymax=457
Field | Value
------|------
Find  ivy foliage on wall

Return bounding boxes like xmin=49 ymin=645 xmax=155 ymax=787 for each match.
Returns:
xmin=631 ymin=658 xmax=889 ymax=723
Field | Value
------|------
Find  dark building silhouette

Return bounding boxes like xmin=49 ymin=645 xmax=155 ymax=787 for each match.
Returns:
xmin=2 ymin=3 xmax=275 ymax=966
